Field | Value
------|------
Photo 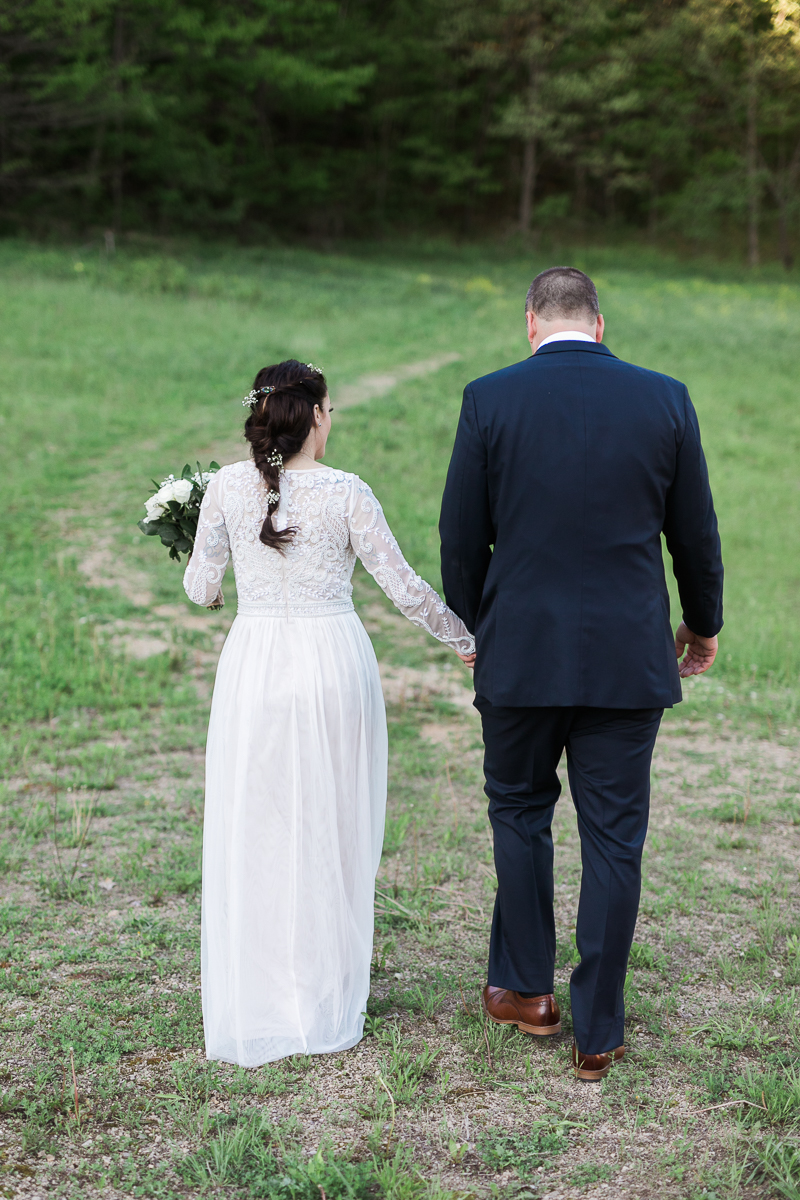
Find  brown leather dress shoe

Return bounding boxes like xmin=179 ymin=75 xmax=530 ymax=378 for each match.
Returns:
xmin=482 ymin=986 xmax=561 ymax=1035
xmin=572 ymin=1041 xmax=626 ymax=1080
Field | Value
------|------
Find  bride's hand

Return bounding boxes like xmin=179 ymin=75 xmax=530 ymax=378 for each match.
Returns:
xmin=456 ymin=651 xmax=476 ymax=669
xmin=207 ymin=588 xmax=225 ymax=611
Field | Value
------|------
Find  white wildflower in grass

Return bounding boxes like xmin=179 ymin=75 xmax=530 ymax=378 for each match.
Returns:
xmin=138 ymin=460 xmax=220 ymax=562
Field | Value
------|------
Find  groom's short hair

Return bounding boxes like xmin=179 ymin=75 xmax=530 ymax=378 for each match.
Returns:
xmin=525 ymin=267 xmax=599 ymax=321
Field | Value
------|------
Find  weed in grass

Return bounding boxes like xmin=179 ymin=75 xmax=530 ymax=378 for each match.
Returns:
xmin=700 ymin=1060 xmax=736 ymax=1104
xmin=717 ymin=835 xmax=752 ymax=850
xmin=377 ymin=1023 xmax=442 ymax=1104
xmin=401 ymin=979 xmax=451 ymax=1019
xmin=383 ymin=813 xmax=412 ymax=857
xmin=754 ymin=1135 xmax=800 ymax=1199
xmin=784 ymin=937 xmax=800 ymax=987
xmin=372 ymin=1143 xmax=431 ymax=1200
xmin=242 ymin=1065 xmax=291 ymax=1098
xmin=421 ymin=849 xmax=465 ymax=884
xmin=477 ymin=1123 xmax=570 ymax=1179
xmin=451 ymin=1003 xmax=518 ymax=1070
xmin=181 ymin=1109 xmax=377 ymax=1197
xmin=180 ymin=1108 xmax=277 ymax=1188
xmin=711 ymin=799 xmax=761 ymax=826
xmin=628 ymin=940 xmax=668 ymax=973
xmin=37 ymin=873 xmax=90 ymax=903
xmin=375 ymin=887 xmax=426 ymax=931
xmin=556 ymin=932 xmax=580 ymax=968
xmin=567 ymin=1162 xmax=615 ymax=1186
xmin=692 ymin=1013 xmax=779 ymax=1052
xmin=755 ymin=896 xmax=784 ymax=954
xmin=734 ymin=1062 xmax=800 ymax=1125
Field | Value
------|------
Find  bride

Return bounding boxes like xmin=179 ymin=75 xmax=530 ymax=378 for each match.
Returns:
xmin=183 ymin=359 xmax=475 ymax=1067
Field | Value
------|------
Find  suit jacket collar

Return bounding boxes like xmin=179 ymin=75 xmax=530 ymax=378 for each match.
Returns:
xmin=533 ymin=341 xmax=616 ymax=359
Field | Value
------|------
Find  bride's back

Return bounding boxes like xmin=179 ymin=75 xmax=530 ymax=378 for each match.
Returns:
xmin=190 ymin=460 xmax=371 ymax=617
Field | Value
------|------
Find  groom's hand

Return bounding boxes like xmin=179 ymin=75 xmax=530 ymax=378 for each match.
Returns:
xmin=675 ymin=622 xmax=718 ymax=677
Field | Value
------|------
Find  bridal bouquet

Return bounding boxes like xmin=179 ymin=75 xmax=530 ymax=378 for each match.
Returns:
xmin=137 ymin=462 xmax=220 ymax=562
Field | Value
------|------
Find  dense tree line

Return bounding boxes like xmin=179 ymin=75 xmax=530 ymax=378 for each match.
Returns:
xmin=2 ymin=0 xmax=800 ymax=262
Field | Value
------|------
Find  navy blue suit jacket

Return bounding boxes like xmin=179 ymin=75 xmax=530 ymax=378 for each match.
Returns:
xmin=439 ymin=341 xmax=723 ymax=708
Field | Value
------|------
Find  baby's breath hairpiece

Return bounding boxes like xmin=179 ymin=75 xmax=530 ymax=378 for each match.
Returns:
xmin=266 ymin=490 xmax=280 ymax=506
xmin=267 ymin=450 xmax=283 ymax=468
xmin=305 ymin=362 xmax=322 ymax=373
xmin=242 ymin=385 xmax=275 ymax=410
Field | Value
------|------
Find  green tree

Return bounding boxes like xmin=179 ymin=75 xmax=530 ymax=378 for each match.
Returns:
xmin=683 ymin=0 xmax=800 ymax=265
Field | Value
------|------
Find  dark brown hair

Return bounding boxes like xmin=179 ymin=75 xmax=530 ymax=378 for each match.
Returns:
xmin=244 ymin=359 xmax=328 ymax=551
xmin=525 ymin=266 xmax=599 ymax=321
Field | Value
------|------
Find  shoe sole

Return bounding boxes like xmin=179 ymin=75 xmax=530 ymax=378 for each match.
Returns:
xmin=573 ymin=1047 xmax=625 ymax=1081
xmin=482 ymin=1001 xmax=561 ymax=1037
xmin=574 ymin=1062 xmax=612 ymax=1080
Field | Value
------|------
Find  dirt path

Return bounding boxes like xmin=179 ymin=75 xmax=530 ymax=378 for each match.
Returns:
xmin=334 ymin=352 xmax=462 ymax=409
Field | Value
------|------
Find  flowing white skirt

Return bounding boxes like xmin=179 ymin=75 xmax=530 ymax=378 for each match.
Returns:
xmin=201 ymin=606 xmax=388 ymax=1067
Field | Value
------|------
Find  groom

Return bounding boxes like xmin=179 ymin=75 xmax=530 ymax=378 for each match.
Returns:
xmin=440 ymin=266 xmax=723 ymax=1080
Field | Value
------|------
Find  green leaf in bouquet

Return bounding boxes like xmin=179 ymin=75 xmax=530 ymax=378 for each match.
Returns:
xmin=137 ymin=518 xmax=160 ymax=537
xmin=209 ymin=461 xmax=220 ymax=471
xmin=181 ymin=464 xmax=193 ymax=480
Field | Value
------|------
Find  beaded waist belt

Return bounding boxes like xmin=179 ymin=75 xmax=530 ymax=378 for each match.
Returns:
xmin=236 ymin=598 xmax=355 ymax=619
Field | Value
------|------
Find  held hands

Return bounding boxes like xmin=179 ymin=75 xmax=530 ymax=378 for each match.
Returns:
xmin=675 ymin=621 xmax=718 ymax=678
xmin=456 ymin=651 xmax=476 ymax=670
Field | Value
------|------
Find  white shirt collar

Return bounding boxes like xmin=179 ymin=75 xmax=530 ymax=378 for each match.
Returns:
xmin=536 ymin=331 xmax=596 ymax=350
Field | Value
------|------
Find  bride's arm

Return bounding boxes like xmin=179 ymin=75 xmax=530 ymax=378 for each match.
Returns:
xmin=183 ymin=472 xmax=230 ymax=607
xmin=348 ymin=478 xmax=475 ymax=656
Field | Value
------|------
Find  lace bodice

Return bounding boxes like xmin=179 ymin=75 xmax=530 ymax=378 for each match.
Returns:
xmin=183 ymin=461 xmax=474 ymax=654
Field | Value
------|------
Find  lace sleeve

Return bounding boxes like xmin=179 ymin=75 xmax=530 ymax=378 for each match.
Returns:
xmin=349 ymin=479 xmax=475 ymax=655
xmin=183 ymin=472 xmax=230 ymax=607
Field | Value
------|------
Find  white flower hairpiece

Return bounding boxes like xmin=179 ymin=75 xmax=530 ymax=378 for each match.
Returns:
xmin=266 ymin=490 xmax=280 ymax=505
xmin=242 ymin=385 xmax=276 ymax=409
xmin=267 ymin=450 xmax=283 ymax=468
xmin=305 ymin=362 xmax=322 ymax=373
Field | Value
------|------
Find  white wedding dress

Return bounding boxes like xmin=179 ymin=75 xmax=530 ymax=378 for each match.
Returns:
xmin=183 ymin=460 xmax=474 ymax=1067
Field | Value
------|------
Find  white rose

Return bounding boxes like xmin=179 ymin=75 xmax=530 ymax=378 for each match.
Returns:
xmin=171 ymin=478 xmax=193 ymax=504
xmin=143 ymin=495 xmax=165 ymax=523
xmin=155 ymin=481 xmax=177 ymax=505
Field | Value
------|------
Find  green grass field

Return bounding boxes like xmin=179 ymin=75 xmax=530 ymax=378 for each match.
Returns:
xmin=0 ymin=237 xmax=799 ymax=1199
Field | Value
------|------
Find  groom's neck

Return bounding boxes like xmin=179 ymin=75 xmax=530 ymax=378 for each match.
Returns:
xmin=526 ymin=311 xmax=604 ymax=354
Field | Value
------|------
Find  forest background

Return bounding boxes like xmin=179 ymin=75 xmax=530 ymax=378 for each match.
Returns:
xmin=4 ymin=0 xmax=800 ymax=265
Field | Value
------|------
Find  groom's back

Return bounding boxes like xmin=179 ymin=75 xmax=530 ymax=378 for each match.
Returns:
xmin=440 ymin=341 xmax=723 ymax=708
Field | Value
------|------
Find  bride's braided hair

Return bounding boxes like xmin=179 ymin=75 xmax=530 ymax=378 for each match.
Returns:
xmin=243 ymin=359 xmax=328 ymax=551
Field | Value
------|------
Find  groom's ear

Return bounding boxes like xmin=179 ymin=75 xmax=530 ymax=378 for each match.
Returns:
xmin=526 ymin=309 xmax=537 ymax=345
